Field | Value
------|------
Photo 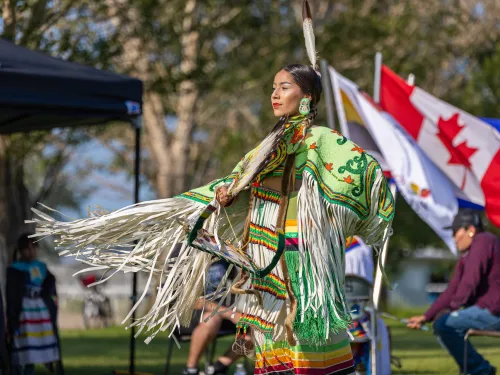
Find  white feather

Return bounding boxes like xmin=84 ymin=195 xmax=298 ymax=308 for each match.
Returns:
xmin=303 ymin=18 xmax=317 ymax=70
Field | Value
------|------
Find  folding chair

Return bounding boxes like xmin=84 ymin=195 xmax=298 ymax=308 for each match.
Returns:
xmin=463 ymin=329 xmax=500 ymax=375
xmin=164 ymin=313 xmax=237 ymax=375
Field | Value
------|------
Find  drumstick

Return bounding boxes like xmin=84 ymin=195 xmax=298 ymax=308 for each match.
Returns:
xmin=379 ymin=312 xmax=430 ymax=331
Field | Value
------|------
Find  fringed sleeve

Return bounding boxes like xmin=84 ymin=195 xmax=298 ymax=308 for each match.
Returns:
xmin=292 ymin=126 xmax=394 ymax=343
xmin=29 ymin=168 xmax=249 ymax=343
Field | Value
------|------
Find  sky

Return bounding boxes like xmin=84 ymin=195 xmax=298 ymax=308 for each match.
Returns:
xmin=61 ymin=138 xmax=155 ymax=218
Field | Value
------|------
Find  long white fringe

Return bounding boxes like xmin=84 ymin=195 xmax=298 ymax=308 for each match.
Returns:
xmin=296 ymin=169 xmax=392 ymax=338
xmin=28 ymin=197 xmax=242 ymax=343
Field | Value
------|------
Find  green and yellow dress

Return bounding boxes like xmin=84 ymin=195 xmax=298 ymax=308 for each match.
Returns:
xmin=32 ymin=117 xmax=394 ymax=375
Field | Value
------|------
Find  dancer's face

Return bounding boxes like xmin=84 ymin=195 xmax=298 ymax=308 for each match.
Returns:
xmin=271 ymin=70 xmax=309 ymax=117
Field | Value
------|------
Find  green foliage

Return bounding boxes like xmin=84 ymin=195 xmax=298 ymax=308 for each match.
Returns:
xmin=3 ymin=0 xmax=500 ymax=254
xmin=455 ymin=45 xmax=500 ymax=117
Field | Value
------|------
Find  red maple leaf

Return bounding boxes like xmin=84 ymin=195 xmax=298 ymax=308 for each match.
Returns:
xmin=437 ymin=113 xmax=478 ymax=189
xmin=437 ymin=114 xmax=478 ymax=168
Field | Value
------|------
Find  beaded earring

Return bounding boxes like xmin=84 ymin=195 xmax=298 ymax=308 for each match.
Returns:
xmin=299 ymin=97 xmax=311 ymax=115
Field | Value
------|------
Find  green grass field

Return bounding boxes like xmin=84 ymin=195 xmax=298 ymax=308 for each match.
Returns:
xmin=32 ymin=319 xmax=500 ymax=374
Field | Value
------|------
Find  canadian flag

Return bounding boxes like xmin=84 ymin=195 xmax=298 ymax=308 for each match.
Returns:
xmin=330 ymin=67 xmax=457 ymax=252
xmin=380 ymin=65 xmax=500 ymax=227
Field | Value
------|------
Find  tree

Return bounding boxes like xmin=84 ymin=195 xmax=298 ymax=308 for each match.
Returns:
xmin=0 ymin=0 xmax=123 ymax=264
xmin=101 ymin=0 xmax=302 ymax=198
xmin=3 ymin=0 xmax=500 ymax=271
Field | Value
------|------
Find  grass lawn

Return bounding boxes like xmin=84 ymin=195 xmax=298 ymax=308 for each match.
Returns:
xmin=31 ymin=319 xmax=500 ymax=374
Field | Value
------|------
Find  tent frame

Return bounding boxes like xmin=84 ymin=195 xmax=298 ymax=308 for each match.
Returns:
xmin=0 ymin=38 xmax=143 ymax=375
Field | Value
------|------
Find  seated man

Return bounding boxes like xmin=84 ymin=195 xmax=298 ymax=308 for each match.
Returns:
xmin=407 ymin=209 xmax=500 ymax=375
xmin=183 ymin=260 xmax=246 ymax=375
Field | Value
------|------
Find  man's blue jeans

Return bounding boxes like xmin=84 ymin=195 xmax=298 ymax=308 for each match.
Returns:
xmin=433 ymin=306 xmax=500 ymax=375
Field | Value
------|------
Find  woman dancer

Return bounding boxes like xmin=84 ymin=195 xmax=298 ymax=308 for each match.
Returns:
xmin=31 ymin=2 xmax=394 ymax=374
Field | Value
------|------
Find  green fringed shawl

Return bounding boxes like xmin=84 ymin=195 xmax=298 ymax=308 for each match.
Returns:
xmin=181 ymin=125 xmax=393 ymax=225
xmin=179 ymin=124 xmax=394 ymax=344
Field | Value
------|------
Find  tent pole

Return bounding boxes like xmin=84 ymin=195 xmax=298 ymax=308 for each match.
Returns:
xmin=320 ymin=59 xmax=336 ymax=131
xmin=130 ymin=116 xmax=142 ymax=375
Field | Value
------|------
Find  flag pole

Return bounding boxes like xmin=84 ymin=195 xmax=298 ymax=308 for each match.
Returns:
xmin=373 ymin=52 xmax=398 ymax=310
xmin=320 ymin=59 xmax=337 ymax=131
xmin=370 ymin=51 xmax=384 ymax=375
xmin=372 ymin=65 xmax=415 ymax=375
xmin=329 ymin=66 xmax=350 ymax=138
xmin=407 ymin=73 xmax=415 ymax=86
xmin=373 ymin=65 xmax=416 ymax=310
xmin=373 ymin=52 xmax=383 ymax=103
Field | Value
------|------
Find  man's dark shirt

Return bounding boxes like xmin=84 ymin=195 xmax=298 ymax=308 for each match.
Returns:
xmin=425 ymin=232 xmax=500 ymax=321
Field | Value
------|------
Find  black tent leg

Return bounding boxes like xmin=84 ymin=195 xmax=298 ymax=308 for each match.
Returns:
xmin=164 ymin=338 xmax=175 ymax=375
xmin=129 ymin=117 xmax=142 ymax=375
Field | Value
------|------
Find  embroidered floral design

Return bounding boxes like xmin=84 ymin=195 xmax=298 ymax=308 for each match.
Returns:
xmin=310 ymin=142 xmax=317 ymax=149
xmin=343 ymin=175 xmax=354 ymax=184
xmin=338 ymin=152 xmax=368 ymax=197
xmin=331 ymin=129 xmax=347 ymax=145
xmin=291 ymin=125 xmax=305 ymax=145
xmin=325 ymin=163 xmax=333 ymax=171
xmin=351 ymin=145 xmax=364 ymax=154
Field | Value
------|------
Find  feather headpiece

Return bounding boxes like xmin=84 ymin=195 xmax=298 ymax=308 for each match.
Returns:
xmin=302 ymin=0 xmax=317 ymax=70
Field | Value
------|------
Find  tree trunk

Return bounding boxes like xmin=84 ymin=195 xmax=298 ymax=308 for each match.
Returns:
xmin=1 ymin=0 xmax=17 ymax=42
xmin=143 ymin=92 xmax=172 ymax=197
xmin=167 ymin=0 xmax=199 ymax=196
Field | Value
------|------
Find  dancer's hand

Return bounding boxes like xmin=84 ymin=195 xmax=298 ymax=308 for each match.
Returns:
xmin=406 ymin=315 xmax=426 ymax=330
xmin=216 ymin=186 xmax=233 ymax=207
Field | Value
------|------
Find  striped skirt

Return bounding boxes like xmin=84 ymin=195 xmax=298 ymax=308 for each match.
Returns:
xmin=254 ymin=193 xmax=355 ymax=375
xmin=11 ymin=297 xmax=60 ymax=366
xmin=255 ymin=333 xmax=355 ymax=375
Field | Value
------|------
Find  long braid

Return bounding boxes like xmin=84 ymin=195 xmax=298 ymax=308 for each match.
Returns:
xmin=302 ymin=104 xmax=317 ymax=130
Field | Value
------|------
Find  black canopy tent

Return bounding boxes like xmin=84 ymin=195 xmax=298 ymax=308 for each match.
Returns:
xmin=0 ymin=38 xmax=143 ymax=374
xmin=0 ymin=39 xmax=143 ymax=132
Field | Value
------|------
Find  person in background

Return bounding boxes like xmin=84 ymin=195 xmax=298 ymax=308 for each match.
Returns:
xmin=407 ymin=209 xmax=500 ymax=375
xmin=183 ymin=260 xmax=248 ymax=375
xmin=6 ymin=234 xmax=64 ymax=375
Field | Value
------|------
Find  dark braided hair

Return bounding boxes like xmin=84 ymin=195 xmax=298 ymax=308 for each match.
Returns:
xmin=283 ymin=64 xmax=322 ymax=122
